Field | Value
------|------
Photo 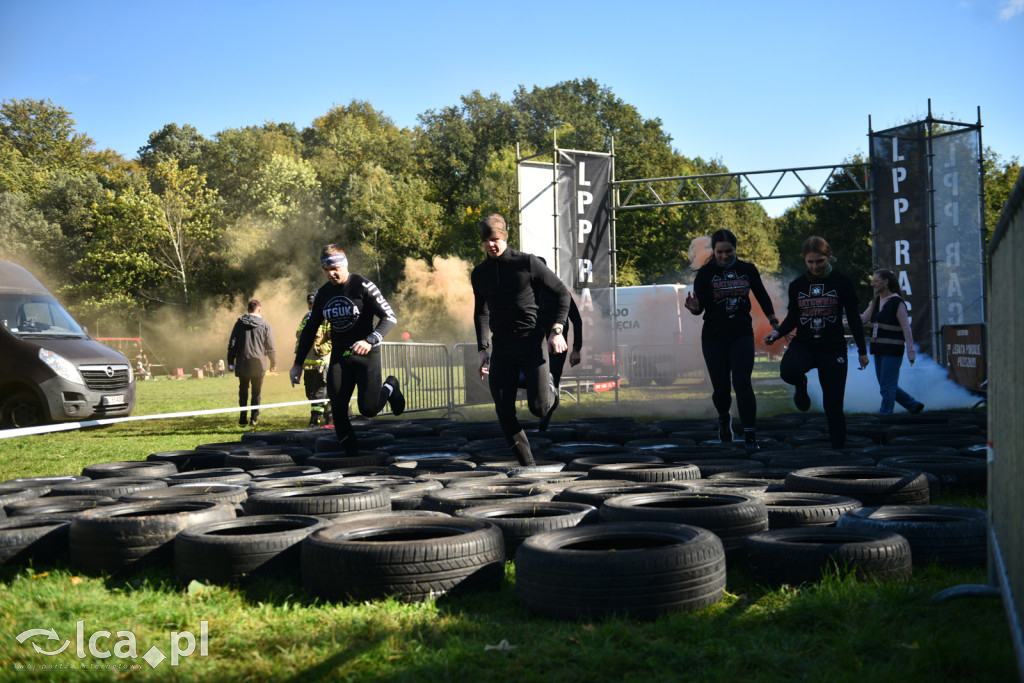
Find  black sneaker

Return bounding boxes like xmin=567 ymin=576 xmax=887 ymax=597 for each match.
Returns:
xmin=249 ymin=418 xmax=258 ymax=428
xmin=794 ymin=379 xmax=811 ymax=412
xmin=386 ymin=375 xmax=405 ymax=416
xmin=238 ymin=415 xmax=248 ymax=427
xmin=718 ymin=414 xmax=733 ymax=443
xmin=910 ymin=402 xmax=925 ymax=414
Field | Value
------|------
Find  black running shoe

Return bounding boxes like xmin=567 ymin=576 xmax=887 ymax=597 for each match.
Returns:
xmin=386 ymin=375 xmax=405 ymax=416
xmin=910 ymin=402 xmax=925 ymax=414
xmin=718 ymin=414 xmax=733 ymax=443
xmin=794 ymin=379 xmax=811 ymax=412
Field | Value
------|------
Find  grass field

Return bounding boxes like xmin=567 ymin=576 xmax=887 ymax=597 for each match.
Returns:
xmin=0 ymin=360 xmax=1016 ymax=681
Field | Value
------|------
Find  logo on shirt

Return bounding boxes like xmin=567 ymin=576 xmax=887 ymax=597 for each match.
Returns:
xmin=711 ymin=271 xmax=750 ymax=317
xmin=798 ymin=283 xmax=840 ymax=337
xmin=322 ymin=296 xmax=361 ymax=331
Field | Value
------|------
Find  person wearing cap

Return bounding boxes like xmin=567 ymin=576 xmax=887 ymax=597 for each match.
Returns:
xmin=471 ymin=213 xmax=571 ymax=465
xmin=291 ymin=245 xmax=405 ymax=455
xmin=295 ymin=291 xmax=333 ymax=427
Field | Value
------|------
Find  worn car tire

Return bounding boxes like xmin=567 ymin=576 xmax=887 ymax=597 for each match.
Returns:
xmin=242 ymin=484 xmax=390 ymax=517
xmin=836 ymin=505 xmax=987 ymax=566
xmin=456 ymin=501 xmax=599 ymax=558
xmin=0 ymin=515 xmax=71 ymax=564
xmin=69 ymin=500 xmax=236 ymax=573
xmin=760 ymin=492 xmax=863 ymax=529
xmin=741 ymin=527 xmax=912 ymax=585
xmin=515 ymin=522 xmax=726 ymax=619
xmin=81 ymin=461 xmax=179 ymax=479
xmin=784 ymin=466 xmax=930 ymax=506
xmin=301 ymin=516 xmax=505 ymax=602
xmin=175 ymin=514 xmax=330 ymax=582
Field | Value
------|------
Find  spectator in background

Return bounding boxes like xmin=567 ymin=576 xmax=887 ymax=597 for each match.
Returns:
xmin=296 ymin=291 xmax=333 ymax=428
xmin=860 ymin=268 xmax=924 ymax=415
xmin=228 ymin=299 xmax=277 ymax=428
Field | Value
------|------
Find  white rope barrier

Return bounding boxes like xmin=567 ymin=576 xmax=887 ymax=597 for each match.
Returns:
xmin=0 ymin=398 xmax=328 ymax=441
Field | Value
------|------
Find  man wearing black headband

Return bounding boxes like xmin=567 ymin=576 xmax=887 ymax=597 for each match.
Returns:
xmin=472 ymin=213 xmax=571 ymax=465
xmin=291 ymin=244 xmax=404 ymax=455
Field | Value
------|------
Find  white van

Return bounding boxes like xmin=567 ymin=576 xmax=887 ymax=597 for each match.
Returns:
xmin=584 ymin=284 xmax=704 ymax=386
xmin=0 ymin=260 xmax=136 ymax=429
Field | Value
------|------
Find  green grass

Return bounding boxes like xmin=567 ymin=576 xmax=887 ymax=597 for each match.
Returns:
xmin=0 ymin=360 xmax=1015 ymax=681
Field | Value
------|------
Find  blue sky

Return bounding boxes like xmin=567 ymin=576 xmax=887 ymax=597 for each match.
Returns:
xmin=2 ymin=0 xmax=1022 ymax=217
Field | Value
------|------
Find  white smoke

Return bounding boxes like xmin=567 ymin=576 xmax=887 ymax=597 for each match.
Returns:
xmin=802 ymin=346 xmax=979 ymax=414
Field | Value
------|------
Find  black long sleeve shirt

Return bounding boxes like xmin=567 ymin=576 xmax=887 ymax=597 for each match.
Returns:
xmin=775 ymin=269 xmax=867 ymax=354
xmin=294 ymin=273 xmax=397 ymax=366
xmin=471 ymin=247 xmax=570 ymax=351
xmin=689 ymin=258 xmax=775 ymax=342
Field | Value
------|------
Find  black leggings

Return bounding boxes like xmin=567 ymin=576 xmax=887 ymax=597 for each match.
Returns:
xmin=701 ymin=335 xmax=756 ymax=429
xmin=326 ymin=349 xmax=390 ymax=454
xmin=489 ymin=333 xmax=555 ymax=443
xmin=779 ymin=339 xmax=849 ymax=448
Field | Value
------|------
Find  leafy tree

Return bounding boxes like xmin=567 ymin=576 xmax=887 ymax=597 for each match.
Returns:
xmin=0 ymin=98 xmax=95 ymax=180
xmin=137 ymin=123 xmax=210 ymax=174
xmin=339 ymin=162 xmax=442 ymax=291
xmin=983 ymin=148 xmax=1021 ymax=241
xmin=144 ymin=161 xmax=222 ymax=305
xmin=0 ymin=191 xmax=62 ymax=268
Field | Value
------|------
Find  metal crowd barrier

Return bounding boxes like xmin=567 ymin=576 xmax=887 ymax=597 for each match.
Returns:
xmin=376 ymin=342 xmax=456 ymax=416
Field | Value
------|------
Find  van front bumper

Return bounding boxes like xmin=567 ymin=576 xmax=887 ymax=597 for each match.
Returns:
xmin=40 ymin=374 xmax=137 ymax=423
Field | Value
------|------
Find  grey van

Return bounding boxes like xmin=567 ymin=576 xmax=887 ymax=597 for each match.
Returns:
xmin=0 ymin=260 xmax=136 ymax=429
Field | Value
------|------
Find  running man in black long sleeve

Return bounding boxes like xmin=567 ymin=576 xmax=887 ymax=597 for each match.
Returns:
xmin=684 ymin=229 xmax=777 ymax=453
xmin=472 ymin=213 xmax=570 ymax=465
xmin=290 ymin=245 xmax=404 ymax=455
xmin=765 ymin=236 xmax=868 ymax=449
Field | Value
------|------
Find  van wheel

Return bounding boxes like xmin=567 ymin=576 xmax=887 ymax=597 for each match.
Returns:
xmin=654 ymin=376 xmax=677 ymax=387
xmin=2 ymin=392 xmax=46 ymax=429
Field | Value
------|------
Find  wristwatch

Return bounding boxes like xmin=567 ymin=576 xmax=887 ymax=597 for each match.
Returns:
xmin=365 ymin=334 xmax=379 ymax=346
xmin=551 ymin=324 xmax=564 ymax=336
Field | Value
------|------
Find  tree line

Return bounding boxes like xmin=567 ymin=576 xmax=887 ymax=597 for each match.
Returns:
xmin=1 ymin=79 xmax=1019 ymax=337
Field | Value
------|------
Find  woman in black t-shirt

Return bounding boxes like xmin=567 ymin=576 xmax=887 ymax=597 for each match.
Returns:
xmin=685 ymin=229 xmax=777 ymax=453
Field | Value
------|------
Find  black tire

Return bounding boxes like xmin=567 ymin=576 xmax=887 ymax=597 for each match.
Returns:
xmin=657 ymin=446 xmax=748 ymax=461
xmin=741 ymin=527 xmax=912 ymax=585
xmin=242 ymin=485 xmax=390 ymax=517
xmin=759 ymin=492 xmax=863 ymax=529
xmin=476 ymin=461 xmax=566 ymax=476
xmin=875 ymin=455 xmax=986 ymax=495
xmin=1 ymin=475 xmax=89 ymax=490
xmin=419 ymin=488 xmax=555 ymax=515
xmin=0 ymin=515 xmax=71 ymax=564
xmin=887 ymin=435 xmax=986 ymax=449
xmin=314 ymin=432 xmax=396 ymax=452
xmin=81 ymin=461 xmax=179 ymax=480
xmin=223 ymin=451 xmax=299 ymax=471
xmin=121 ymin=484 xmax=249 ymax=505
xmin=836 ymin=505 xmax=987 ymax=566
xmin=6 ymin=495 xmax=117 ymax=517
xmin=163 ymin=468 xmax=253 ymax=486
xmin=245 ymin=474 xmax=346 ymax=493
xmin=0 ymin=486 xmax=46 ymax=509
xmin=587 ymin=462 xmax=702 ymax=483
xmin=417 ymin=470 xmax=509 ymax=486
xmin=686 ymin=459 xmax=765 ymax=477
xmin=599 ymin=491 xmax=768 ymax=559
xmin=247 ymin=465 xmax=322 ymax=479
xmin=564 ymin=453 xmax=663 ymax=473
xmin=1 ymin=390 xmax=47 ymax=429
xmin=553 ymin=480 xmax=681 ymax=507
xmin=576 ymin=423 xmax=665 ymax=444
xmin=307 ymin=451 xmax=390 ymax=470
xmin=685 ymin=479 xmax=773 ymax=495
xmin=196 ymin=440 xmax=262 ymax=452
xmin=544 ymin=443 xmax=637 ymax=463
xmin=784 ymin=466 xmax=930 ymax=506
xmin=49 ymin=477 xmax=169 ymax=499
xmin=69 ymin=501 xmax=236 ymax=573
xmin=515 ymin=522 xmax=726 ymax=619
xmin=147 ymin=450 xmax=228 ymax=471
xmin=175 ymin=514 xmax=330 ymax=582
xmin=301 ymin=516 xmax=505 ymax=602
xmin=768 ymin=451 xmax=872 ymax=469
xmin=456 ymin=501 xmax=599 ymax=558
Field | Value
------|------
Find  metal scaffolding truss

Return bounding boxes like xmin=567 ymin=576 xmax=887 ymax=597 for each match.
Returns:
xmin=614 ymin=162 xmax=871 ymax=211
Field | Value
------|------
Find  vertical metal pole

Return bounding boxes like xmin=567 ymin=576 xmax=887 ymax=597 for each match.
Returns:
xmin=515 ymin=141 xmax=522 ymax=251
xmin=868 ymin=115 xmax=879 ymax=269
xmin=976 ymin=106 xmax=987 ymax=324
xmin=926 ymin=101 xmax=942 ymax=360
xmin=552 ymin=131 xmax=559 ymax=276
xmin=610 ymin=137 xmax=620 ymax=404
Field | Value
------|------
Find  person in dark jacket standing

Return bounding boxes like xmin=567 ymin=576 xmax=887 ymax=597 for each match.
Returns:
xmin=684 ymin=229 xmax=778 ymax=453
xmin=472 ymin=213 xmax=570 ymax=465
xmin=227 ymin=299 xmax=277 ymax=427
xmin=860 ymin=268 xmax=924 ymax=415
xmin=765 ymin=236 xmax=868 ymax=449
xmin=290 ymin=245 xmax=404 ymax=455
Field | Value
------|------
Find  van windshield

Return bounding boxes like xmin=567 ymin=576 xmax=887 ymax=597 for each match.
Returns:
xmin=0 ymin=293 xmax=87 ymax=339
